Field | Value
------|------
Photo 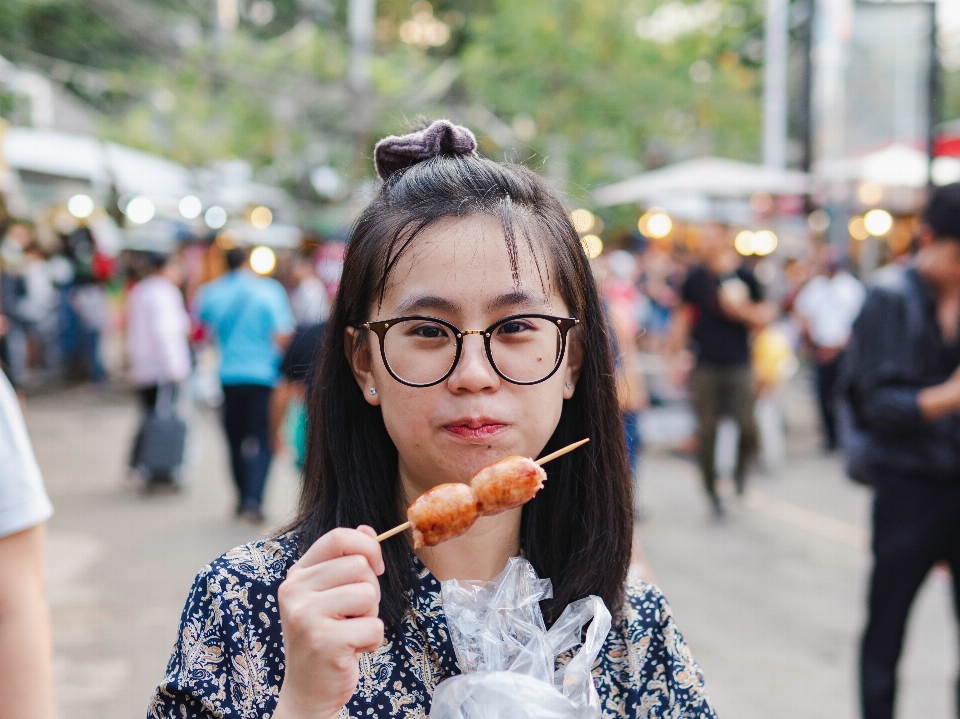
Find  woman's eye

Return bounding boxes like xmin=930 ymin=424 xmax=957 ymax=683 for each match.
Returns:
xmin=499 ymin=321 xmax=532 ymax=335
xmin=412 ymin=324 xmax=447 ymax=339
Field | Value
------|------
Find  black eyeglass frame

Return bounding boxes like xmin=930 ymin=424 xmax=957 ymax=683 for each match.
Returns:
xmin=359 ymin=313 xmax=579 ymax=388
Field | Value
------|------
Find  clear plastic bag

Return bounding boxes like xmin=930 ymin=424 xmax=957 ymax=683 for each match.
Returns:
xmin=430 ymin=557 xmax=611 ymax=719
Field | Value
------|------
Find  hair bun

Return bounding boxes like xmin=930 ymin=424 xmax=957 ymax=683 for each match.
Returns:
xmin=374 ymin=120 xmax=478 ymax=181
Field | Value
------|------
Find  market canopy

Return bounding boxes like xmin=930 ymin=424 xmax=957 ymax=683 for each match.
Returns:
xmin=593 ymin=157 xmax=811 ymax=207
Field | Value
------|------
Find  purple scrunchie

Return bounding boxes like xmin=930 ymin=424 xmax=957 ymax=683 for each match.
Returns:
xmin=374 ymin=120 xmax=478 ymax=181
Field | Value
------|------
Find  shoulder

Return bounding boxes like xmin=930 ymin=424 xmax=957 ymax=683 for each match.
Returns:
xmin=593 ymin=580 xmax=716 ymax=718
xmin=207 ymin=534 xmax=301 ymax=588
xmin=149 ymin=536 xmax=300 ymax=717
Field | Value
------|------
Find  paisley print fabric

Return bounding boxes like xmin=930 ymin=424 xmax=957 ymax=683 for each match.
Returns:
xmin=148 ymin=536 xmax=717 ymax=718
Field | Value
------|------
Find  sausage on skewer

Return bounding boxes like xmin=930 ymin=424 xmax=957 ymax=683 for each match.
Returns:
xmin=376 ymin=438 xmax=589 ymax=548
xmin=471 ymin=456 xmax=546 ymax=516
xmin=407 ymin=483 xmax=480 ymax=549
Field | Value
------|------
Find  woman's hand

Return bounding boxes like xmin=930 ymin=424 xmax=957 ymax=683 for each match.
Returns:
xmin=273 ymin=527 xmax=385 ymax=719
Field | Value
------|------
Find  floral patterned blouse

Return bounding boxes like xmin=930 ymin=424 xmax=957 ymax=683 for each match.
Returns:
xmin=148 ymin=536 xmax=717 ymax=718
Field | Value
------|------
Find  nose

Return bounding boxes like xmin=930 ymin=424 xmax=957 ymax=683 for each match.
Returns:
xmin=447 ymin=334 xmax=499 ymax=393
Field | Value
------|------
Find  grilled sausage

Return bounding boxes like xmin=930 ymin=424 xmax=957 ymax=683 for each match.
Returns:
xmin=470 ymin=456 xmax=546 ymax=516
xmin=406 ymin=482 xmax=481 ymax=549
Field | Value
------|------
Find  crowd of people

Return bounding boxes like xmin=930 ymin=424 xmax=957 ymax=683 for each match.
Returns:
xmin=1 ymin=121 xmax=959 ymax=719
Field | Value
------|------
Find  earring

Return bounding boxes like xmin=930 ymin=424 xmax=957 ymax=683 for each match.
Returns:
xmin=369 ymin=388 xmax=377 ymax=396
xmin=565 ymin=382 xmax=572 ymax=389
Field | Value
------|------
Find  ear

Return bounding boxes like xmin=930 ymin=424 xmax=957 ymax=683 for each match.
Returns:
xmin=344 ymin=327 xmax=381 ymax=407
xmin=562 ymin=330 xmax=584 ymax=400
xmin=917 ymin=224 xmax=935 ymax=249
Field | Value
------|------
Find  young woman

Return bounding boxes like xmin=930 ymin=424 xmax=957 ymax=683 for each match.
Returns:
xmin=149 ymin=121 xmax=717 ymax=719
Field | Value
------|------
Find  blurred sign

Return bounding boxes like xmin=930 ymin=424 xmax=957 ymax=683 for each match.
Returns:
xmin=845 ymin=3 xmax=933 ymax=156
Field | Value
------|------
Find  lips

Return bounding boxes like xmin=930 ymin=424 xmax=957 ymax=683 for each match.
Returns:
xmin=443 ymin=418 xmax=508 ymax=440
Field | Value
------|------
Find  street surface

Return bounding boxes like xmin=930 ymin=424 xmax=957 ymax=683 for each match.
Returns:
xmin=23 ymin=378 xmax=958 ymax=719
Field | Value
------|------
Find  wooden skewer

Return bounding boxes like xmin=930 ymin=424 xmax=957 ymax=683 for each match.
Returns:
xmin=376 ymin=521 xmax=411 ymax=542
xmin=375 ymin=438 xmax=590 ymax=543
xmin=534 ymin=437 xmax=590 ymax=466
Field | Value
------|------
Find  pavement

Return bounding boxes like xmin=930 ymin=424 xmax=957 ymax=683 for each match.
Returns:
xmin=22 ymin=377 xmax=959 ymax=719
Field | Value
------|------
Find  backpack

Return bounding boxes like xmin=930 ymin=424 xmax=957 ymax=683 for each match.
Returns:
xmin=835 ymin=267 xmax=925 ymax=485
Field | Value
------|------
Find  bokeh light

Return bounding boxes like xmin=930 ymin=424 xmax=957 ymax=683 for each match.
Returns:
xmin=125 ymin=196 xmax=155 ymax=224
xmin=67 ymin=194 xmax=95 ymax=219
xmin=864 ymin=208 xmax=893 ymax=236
xmin=734 ymin=230 xmax=755 ymax=255
xmin=250 ymin=245 xmax=277 ymax=275
xmin=250 ymin=206 xmax=273 ymax=229
xmin=639 ymin=210 xmax=672 ymax=239
xmin=752 ymin=230 xmax=777 ymax=256
xmin=205 ymin=206 xmax=228 ymax=229
xmin=848 ymin=216 xmax=869 ymax=241
xmin=581 ymin=234 xmax=603 ymax=259
xmin=179 ymin=195 xmax=203 ymax=219
xmin=570 ymin=208 xmax=595 ymax=234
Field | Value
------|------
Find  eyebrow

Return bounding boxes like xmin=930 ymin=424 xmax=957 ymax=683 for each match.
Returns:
xmin=394 ymin=290 xmax=548 ymax=316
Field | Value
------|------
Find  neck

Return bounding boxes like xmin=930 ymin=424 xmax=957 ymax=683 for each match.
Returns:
xmin=416 ymin=509 xmax=521 ymax=582
xmin=399 ymin=469 xmax=521 ymax=582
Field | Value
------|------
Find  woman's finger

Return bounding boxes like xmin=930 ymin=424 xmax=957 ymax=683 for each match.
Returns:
xmin=306 ymin=582 xmax=380 ymax=620
xmin=295 ymin=527 xmax=384 ymax=575
xmin=337 ymin=617 xmax=385 ymax=654
xmin=290 ymin=555 xmax=380 ymax=596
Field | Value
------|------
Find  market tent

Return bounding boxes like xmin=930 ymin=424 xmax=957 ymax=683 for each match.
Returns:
xmin=2 ymin=127 xmax=197 ymax=202
xmin=814 ymin=142 xmax=960 ymax=188
xmin=593 ymin=157 xmax=810 ymax=207
xmin=2 ymin=127 xmax=111 ymax=187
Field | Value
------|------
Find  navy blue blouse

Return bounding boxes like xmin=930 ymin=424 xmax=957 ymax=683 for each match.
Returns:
xmin=149 ymin=536 xmax=717 ymax=718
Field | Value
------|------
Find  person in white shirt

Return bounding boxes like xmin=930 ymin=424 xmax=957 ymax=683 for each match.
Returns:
xmin=289 ymin=250 xmax=330 ymax=327
xmin=126 ymin=253 xmax=192 ymax=482
xmin=795 ymin=249 xmax=866 ymax=450
xmin=0 ymin=368 xmax=55 ymax=719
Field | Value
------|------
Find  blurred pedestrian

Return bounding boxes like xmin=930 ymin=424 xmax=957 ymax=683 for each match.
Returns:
xmin=127 ymin=252 xmax=192 ymax=487
xmin=271 ymin=321 xmax=326 ymax=471
xmin=289 ymin=249 xmax=330 ymax=327
xmin=794 ymin=247 xmax=865 ymax=451
xmin=841 ymin=183 xmax=960 ymax=719
xmin=197 ymin=247 xmax=294 ymax=522
xmin=669 ymin=223 xmax=775 ymax=514
xmin=601 ymin=251 xmax=649 ymax=481
xmin=0 ymin=367 xmax=55 ymax=719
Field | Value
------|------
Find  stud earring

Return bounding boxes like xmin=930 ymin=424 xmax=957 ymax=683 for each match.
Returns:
xmin=369 ymin=388 xmax=377 ymax=396
xmin=565 ymin=382 xmax=572 ymax=389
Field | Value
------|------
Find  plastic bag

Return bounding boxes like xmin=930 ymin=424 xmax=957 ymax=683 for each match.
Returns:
xmin=430 ymin=557 xmax=611 ymax=719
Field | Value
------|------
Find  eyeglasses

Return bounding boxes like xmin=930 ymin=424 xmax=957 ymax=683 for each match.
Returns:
xmin=360 ymin=314 xmax=579 ymax=388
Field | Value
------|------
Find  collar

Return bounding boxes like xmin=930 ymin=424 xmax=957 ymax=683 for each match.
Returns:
xmin=406 ymin=553 xmax=462 ymax=678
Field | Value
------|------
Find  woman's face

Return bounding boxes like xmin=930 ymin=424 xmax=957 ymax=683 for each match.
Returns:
xmin=347 ymin=215 xmax=582 ymax=499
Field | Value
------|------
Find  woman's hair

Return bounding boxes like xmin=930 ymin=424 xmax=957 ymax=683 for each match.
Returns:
xmin=289 ymin=120 xmax=633 ymax=627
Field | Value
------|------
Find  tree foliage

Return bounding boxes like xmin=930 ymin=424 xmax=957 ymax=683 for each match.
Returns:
xmin=0 ymin=0 xmax=770 ymax=196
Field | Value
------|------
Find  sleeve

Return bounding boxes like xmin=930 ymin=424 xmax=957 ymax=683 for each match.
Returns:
xmin=614 ymin=583 xmax=717 ymax=719
xmin=148 ymin=567 xmax=232 ymax=718
xmin=269 ymin=282 xmax=296 ymax=336
xmin=741 ymin=267 xmax=763 ymax=302
xmin=194 ymin=286 xmax=210 ymax=327
xmin=148 ymin=554 xmax=286 ymax=719
xmin=153 ymin=288 xmax=191 ymax=382
xmin=0 ymin=370 xmax=52 ymax=539
xmin=846 ymin=290 xmax=924 ymax=431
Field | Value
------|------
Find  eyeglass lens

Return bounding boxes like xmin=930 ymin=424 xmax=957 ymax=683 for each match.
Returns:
xmin=380 ymin=316 xmax=563 ymax=385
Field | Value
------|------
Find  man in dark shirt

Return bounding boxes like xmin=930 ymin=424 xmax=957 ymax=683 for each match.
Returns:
xmin=670 ymin=223 xmax=775 ymax=515
xmin=843 ymin=183 xmax=960 ymax=719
